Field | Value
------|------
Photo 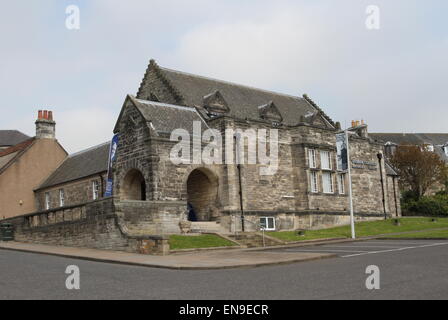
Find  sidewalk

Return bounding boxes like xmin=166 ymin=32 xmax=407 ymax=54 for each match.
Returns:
xmin=0 ymin=241 xmax=335 ymax=270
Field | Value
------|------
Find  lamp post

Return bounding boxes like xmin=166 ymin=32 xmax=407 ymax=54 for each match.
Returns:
xmin=345 ymin=130 xmax=356 ymax=239
xmin=377 ymin=153 xmax=387 ymax=220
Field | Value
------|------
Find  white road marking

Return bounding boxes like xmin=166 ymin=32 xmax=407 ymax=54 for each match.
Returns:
xmin=286 ymin=249 xmax=370 ymax=253
xmin=323 ymin=245 xmax=405 ymax=249
xmin=341 ymin=242 xmax=448 ymax=258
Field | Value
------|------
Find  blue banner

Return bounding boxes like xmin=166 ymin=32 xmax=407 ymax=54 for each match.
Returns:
xmin=105 ymin=134 xmax=119 ymax=197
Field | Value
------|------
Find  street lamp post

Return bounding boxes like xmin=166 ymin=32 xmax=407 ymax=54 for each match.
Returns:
xmin=377 ymin=153 xmax=387 ymax=220
xmin=345 ymin=130 xmax=356 ymax=239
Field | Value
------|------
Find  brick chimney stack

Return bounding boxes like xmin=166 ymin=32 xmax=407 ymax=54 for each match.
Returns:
xmin=35 ymin=109 xmax=56 ymax=139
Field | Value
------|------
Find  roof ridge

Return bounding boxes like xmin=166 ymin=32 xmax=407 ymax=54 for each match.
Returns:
xmin=68 ymin=142 xmax=110 ymax=158
xmin=159 ymin=66 xmax=305 ymax=101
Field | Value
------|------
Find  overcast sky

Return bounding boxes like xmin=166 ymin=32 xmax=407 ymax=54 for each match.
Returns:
xmin=1 ymin=0 xmax=447 ymax=153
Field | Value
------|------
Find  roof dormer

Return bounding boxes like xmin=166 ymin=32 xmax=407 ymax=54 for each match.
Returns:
xmin=203 ymin=90 xmax=230 ymax=116
xmin=258 ymin=101 xmax=283 ymax=124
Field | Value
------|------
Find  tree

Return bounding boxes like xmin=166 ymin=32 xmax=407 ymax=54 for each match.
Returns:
xmin=390 ymin=145 xmax=447 ymax=199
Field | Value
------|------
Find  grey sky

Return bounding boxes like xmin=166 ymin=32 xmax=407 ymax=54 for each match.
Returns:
xmin=1 ymin=0 xmax=447 ymax=153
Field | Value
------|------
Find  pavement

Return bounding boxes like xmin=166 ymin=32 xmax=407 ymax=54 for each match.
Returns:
xmin=0 ymin=241 xmax=334 ymax=270
xmin=1 ymin=239 xmax=448 ymax=299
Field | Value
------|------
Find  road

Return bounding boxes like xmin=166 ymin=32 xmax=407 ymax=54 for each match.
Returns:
xmin=1 ymin=239 xmax=447 ymax=300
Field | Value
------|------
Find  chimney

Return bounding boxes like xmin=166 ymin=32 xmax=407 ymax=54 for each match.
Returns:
xmin=35 ymin=109 xmax=56 ymax=139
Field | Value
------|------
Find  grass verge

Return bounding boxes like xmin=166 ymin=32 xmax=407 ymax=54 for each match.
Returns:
xmin=268 ymin=217 xmax=448 ymax=242
xmin=169 ymin=234 xmax=237 ymax=250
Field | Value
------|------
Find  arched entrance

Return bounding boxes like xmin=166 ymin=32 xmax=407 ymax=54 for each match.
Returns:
xmin=187 ymin=168 xmax=218 ymax=221
xmin=121 ymin=169 xmax=147 ymax=201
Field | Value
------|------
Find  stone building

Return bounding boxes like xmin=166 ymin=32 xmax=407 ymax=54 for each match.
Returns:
xmin=2 ymin=60 xmax=401 ymax=254
xmin=108 ymin=60 xmax=401 ymax=234
xmin=0 ymin=111 xmax=67 ymax=218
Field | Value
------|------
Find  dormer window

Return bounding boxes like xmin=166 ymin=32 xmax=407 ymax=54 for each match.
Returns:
xmin=258 ymin=101 xmax=283 ymax=124
xmin=203 ymin=90 xmax=230 ymax=116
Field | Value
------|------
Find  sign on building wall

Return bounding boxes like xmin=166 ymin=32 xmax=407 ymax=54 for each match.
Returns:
xmin=336 ymin=133 xmax=348 ymax=171
xmin=105 ymin=134 xmax=119 ymax=197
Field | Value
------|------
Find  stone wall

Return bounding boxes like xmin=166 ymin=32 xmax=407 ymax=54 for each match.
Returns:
xmin=35 ymin=174 xmax=107 ymax=211
xmin=3 ymin=197 xmax=169 ymax=255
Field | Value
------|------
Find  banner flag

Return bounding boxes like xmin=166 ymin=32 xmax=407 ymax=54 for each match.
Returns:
xmin=105 ymin=134 xmax=119 ymax=197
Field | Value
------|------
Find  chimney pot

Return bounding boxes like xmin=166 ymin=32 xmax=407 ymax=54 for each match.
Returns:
xmin=43 ymin=110 xmax=48 ymax=120
xmin=38 ymin=110 xmax=43 ymax=120
xmin=48 ymin=111 xmax=53 ymax=121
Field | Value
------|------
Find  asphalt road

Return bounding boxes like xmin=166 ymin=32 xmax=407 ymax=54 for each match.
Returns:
xmin=1 ymin=239 xmax=448 ymax=300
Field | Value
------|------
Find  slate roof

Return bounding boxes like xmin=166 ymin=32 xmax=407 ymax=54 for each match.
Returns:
xmin=133 ymin=98 xmax=210 ymax=135
xmin=0 ymin=138 xmax=36 ymax=174
xmin=137 ymin=60 xmax=336 ymax=127
xmin=371 ymin=133 xmax=448 ymax=163
xmin=0 ymin=130 xmax=30 ymax=147
xmin=37 ymin=142 xmax=110 ymax=190
xmin=370 ymin=133 xmax=448 ymax=146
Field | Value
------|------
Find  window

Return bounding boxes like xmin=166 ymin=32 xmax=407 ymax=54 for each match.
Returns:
xmin=444 ymin=146 xmax=448 ymax=157
xmin=321 ymin=150 xmax=332 ymax=170
xmin=260 ymin=217 xmax=276 ymax=231
xmin=45 ymin=192 xmax=50 ymax=210
xmin=310 ymin=171 xmax=319 ymax=193
xmin=337 ymin=173 xmax=346 ymax=195
xmin=308 ymin=149 xmax=317 ymax=168
xmin=92 ymin=180 xmax=100 ymax=200
xmin=426 ymin=144 xmax=434 ymax=152
xmin=322 ymin=172 xmax=334 ymax=194
xmin=59 ymin=189 xmax=65 ymax=207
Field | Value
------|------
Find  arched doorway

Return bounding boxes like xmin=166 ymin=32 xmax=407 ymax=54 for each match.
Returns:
xmin=187 ymin=168 xmax=218 ymax=221
xmin=121 ymin=169 xmax=147 ymax=201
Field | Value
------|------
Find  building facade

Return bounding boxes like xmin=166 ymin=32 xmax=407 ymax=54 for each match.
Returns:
xmin=0 ymin=111 xmax=67 ymax=219
xmin=2 ymin=61 xmax=401 ymax=254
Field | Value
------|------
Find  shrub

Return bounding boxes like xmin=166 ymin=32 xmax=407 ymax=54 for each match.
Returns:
xmin=404 ymin=195 xmax=448 ymax=216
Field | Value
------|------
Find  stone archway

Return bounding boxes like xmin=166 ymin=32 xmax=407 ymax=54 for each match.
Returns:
xmin=121 ymin=169 xmax=147 ymax=201
xmin=186 ymin=168 xmax=219 ymax=221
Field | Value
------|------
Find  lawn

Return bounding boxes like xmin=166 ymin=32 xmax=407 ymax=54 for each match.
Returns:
xmin=383 ymin=229 xmax=448 ymax=239
xmin=268 ymin=217 xmax=448 ymax=242
xmin=169 ymin=234 xmax=237 ymax=250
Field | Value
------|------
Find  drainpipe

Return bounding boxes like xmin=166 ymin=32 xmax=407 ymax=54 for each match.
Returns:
xmin=234 ymin=135 xmax=245 ymax=232
xmin=377 ymin=153 xmax=387 ymax=220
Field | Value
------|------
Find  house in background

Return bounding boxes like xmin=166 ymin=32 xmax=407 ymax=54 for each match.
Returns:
xmin=0 ymin=130 xmax=30 ymax=151
xmin=0 ymin=111 xmax=67 ymax=218
xmin=371 ymin=133 xmax=448 ymax=195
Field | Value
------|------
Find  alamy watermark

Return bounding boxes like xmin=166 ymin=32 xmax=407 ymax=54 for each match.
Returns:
xmin=65 ymin=5 xmax=80 ymax=30
xmin=365 ymin=5 xmax=381 ymax=30
xmin=65 ymin=265 xmax=80 ymax=290
xmin=365 ymin=265 xmax=380 ymax=290
xmin=169 ymin=121 xmax=279 ymax=176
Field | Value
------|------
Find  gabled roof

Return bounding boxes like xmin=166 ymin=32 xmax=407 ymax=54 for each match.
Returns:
xmin=137 ymin=60 xmax=336 ymax=128
xmin=114 ymin=95 xmax=210 ymax=136
xmin=0 ymin=138 xmax=36 ymax=174
xmin=37 ymin=142 xmax=110 ymax=190
xmin=0 ymin=130 xmax=30 ymax=147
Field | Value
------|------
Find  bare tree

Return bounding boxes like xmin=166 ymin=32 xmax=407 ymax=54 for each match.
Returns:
xmin=390 ymin=145 xmax=447 ymax=199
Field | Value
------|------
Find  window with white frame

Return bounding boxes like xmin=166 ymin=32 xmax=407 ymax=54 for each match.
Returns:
xmin=260 ymin=217 xmax=276 ymax=231
xmin=337 ymin=173 xmax=346 ymax=195
xmin=92 ymin=180 xmax=100 ymax=200
xmin=322 ymin=172 xmax=334 ymax=194
xmin=310 ymin=171 xmax=319 ymax=193
xmin=45 ymin=192 xmax=50 ymax=210
xmin=59 ymin=189 xmax=65 ymax=207
xmin=308 ymin=149 xmax=317 ymax=168
xmin=320 ymin=150 xmax=332 ymax=170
